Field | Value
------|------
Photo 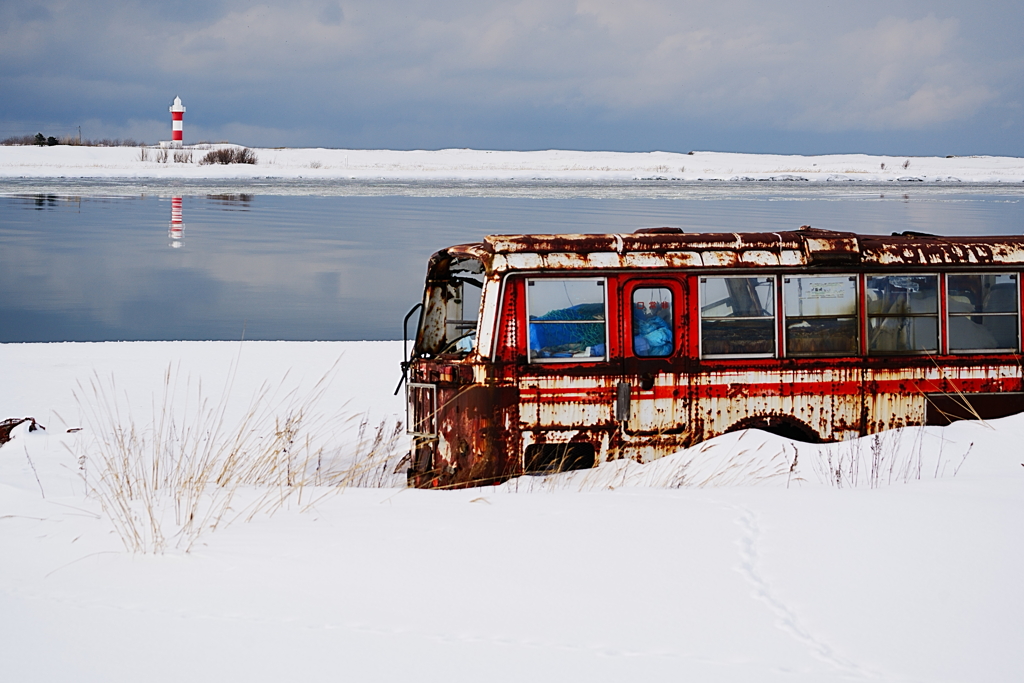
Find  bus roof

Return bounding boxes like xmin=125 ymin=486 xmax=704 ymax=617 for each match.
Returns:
xmin=440 ymin=227 xmax=1024 ymax=272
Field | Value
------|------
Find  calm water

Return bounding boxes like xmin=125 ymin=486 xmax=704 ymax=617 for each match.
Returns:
xmin=1 ymin=183 xmax=1022 ymax=342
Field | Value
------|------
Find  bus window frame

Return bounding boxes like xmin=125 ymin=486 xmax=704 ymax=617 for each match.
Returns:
xmin=699 ymin=274 xmax=778 ymax=360
xmin=781 ymin=274 xmax=860 ymax=358
xmin=865 ymin=273 xmax=942 ymax=356
xmin=525 ymin=276 xmax=611 ymax=364
xmin=624 ymin=279 xmax=681 ymax=359
xmin=945 ymin=272 xmax=1021 ymax=355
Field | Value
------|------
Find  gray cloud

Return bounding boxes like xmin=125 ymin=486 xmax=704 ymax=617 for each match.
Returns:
xmin=1 ymin=1 xmax=1021 ymax=153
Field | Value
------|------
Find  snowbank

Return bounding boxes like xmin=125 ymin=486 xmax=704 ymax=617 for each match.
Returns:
xmin=2 ymin=341 xmax=1023 ymax=682
xmin=2 ymin=145 xmax=1023 ymax=183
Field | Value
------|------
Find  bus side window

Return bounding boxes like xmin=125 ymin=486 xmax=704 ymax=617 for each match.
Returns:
xmin=700 ymin=276 xmax=775 ymax=357
xmin=783 ymin=276 xmax=858 ymax=356
xmin=866 ymin=275 xmax=938 ymax=354
xmin=632 ymin=287 xmax=673 ymax=357
xmin=947 ymin=273 xmax=1019 ymax=352
xmin=527 ymin=278 xmax=608 ymax=362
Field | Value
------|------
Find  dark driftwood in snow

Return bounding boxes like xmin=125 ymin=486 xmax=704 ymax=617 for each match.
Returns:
xmin=0 ymin=417 xmax=45 ymax=447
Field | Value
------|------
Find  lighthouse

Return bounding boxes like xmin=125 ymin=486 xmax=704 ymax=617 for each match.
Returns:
xmin=169 ymin=96 xmax=185 ymax=147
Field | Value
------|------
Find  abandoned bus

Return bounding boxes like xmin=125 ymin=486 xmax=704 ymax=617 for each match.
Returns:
xmin=399 ymin=227 xmax=1024 ymax=488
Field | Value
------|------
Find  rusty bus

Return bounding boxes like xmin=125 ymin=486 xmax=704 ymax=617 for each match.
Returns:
xmin=397 ymin=227 xmax=1024 ymax=488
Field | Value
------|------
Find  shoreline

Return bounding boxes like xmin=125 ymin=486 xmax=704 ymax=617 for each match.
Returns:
xmin=4 ymin=177 xmax=1023 ymax=201
xmin=2 ymin=147 xmax=1023 ymax=184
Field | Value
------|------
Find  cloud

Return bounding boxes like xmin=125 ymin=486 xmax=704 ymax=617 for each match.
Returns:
xmin=793 ymin=15 xmax=997 ymax=129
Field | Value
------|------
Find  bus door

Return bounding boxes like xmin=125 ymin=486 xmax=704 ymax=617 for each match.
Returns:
xmin=519 ymin=276 xmax=617 ymax=471
xmin=620 ymin=279 xmax=687 ymax=442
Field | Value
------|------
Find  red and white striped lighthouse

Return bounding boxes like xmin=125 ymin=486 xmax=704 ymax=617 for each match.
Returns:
xmin=169 ymin=96 xmax=185 ymax=146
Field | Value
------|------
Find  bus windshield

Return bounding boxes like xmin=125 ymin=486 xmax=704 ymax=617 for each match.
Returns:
xmin=415 ymin=256 xmax=483 ymax=357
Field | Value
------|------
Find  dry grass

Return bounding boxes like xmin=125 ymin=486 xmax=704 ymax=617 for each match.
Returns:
xmin=199 ymin=147 xmax=258 ymax=165
xmin=920 ymin=356 xmax=995 ymax=430
xmin=70 ymin=363 xmax=405 ymax=553
xmin=138 ymin=146 xmax=201 ymax=164
xmin=803 ymin=427 xmax=973 ymax=489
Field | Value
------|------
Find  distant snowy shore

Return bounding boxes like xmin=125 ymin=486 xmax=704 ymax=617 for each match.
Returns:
xmin=2 ymin=145 xmax=1023 ymax=183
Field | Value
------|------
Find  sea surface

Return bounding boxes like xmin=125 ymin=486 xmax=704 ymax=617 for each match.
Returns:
xmin=1 ymin=181 xmax=1022 ymax=342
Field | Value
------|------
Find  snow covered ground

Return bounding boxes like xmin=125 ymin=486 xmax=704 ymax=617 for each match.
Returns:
xmin=2 ymin=341 xmax=1022 ymax=682
xmin=2 ymin=145 xmax=1024 ymax=183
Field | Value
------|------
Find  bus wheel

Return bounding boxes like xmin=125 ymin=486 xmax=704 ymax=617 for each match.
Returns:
xmin=726 ymin=415 xmax=821 ymax=443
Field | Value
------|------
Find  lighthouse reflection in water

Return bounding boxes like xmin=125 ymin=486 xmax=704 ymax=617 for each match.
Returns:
xmin=169 ymin=196 xmax=183 ymax=247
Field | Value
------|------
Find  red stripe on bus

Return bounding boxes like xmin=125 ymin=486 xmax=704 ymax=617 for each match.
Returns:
xmin=519 ymin=376 xmax=1019 ymax=402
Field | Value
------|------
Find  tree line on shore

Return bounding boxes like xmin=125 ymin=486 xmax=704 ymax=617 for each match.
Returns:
xmin=1 ymin=133 xmax=144 ymax=147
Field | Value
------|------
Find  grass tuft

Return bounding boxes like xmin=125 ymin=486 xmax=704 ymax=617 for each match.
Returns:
xmin=70 ymin=362 xmax=404 ymax=553
xmin=199 ymin=147 xmax=258 ymax=165
xmin=802 ymin=426 xmax=972 ymax=489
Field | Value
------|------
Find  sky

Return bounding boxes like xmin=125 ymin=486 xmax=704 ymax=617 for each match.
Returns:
xmin=1 ymin=1 xmax=1022 ymax=155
